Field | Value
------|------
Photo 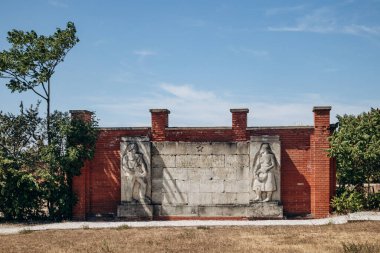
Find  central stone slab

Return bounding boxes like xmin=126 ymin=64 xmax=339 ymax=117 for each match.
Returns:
xmin=118 ymin=137 xmax=283 ymax=219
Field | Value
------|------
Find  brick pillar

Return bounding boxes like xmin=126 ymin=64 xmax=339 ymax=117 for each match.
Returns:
xmin=69 ymin=110 xmax=93 ymax=220
xmin=310 ymin=106 xmax=332 ymax=218
xmin=230 ymin=108 xmax=249 ymax=141
xmin=150 ymin=109 xmax=170 ymax=141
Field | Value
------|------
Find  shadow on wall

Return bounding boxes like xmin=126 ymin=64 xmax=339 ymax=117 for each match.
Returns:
xmin=150 ymin=147 xmax=188 ymax=216
xmin=88 ymin=139 xmax=122 ymax=217
xmin=282 ymin=150 xmax=311 ymax=217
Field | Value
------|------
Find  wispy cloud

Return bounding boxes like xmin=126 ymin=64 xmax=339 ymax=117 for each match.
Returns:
xmin=268 ymin=8 xmax=336 ymax=33
xmin=133 ymin=50 xmax=157 ymax=63
xmin=133 ymin=50 xmax=157 ymax=57
xmin=268 ymin=7 xmax=380 ymax=37
xmin=160 ymin=83 xmax=215 ymax=100
xmin=342 ymin=25 xmax=380 ymax=36
xmin=229 ymin=47 xmax=269 ymax=57
xmin=85 ymin=83 xmax=377 ymax=127
xmin=265 ymin=5 xmax=305 ymax=16
xmin=48 ymin=0 xmax=68 ymax=8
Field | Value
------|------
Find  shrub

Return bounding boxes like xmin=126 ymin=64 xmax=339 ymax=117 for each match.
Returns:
xmin=365 ymin=192 xmax=380 ymax=211
xmin=331 ymin=190 xmax=364 ymax=214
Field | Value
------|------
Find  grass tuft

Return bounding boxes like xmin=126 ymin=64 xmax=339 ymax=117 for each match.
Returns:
xmin=342 ymin=242 xmax=380 ymax=253
xmin=18 ymin=228 xmax=33 ymax=234
xmin=115 ymin=224 xmax=130 ymax=230
xmin=196 ymin=226 xmax=210 ymax=230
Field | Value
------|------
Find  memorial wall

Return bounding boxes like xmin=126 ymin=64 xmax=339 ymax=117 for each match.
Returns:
xmin=71 ymin=107 xmax=335 ymax=220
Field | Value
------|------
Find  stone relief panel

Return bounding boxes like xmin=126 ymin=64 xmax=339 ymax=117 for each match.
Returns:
xmin=120 ymin=136 xmax=151 ymax=203
xmin=250 ymin=136 xmax=281 ymax=202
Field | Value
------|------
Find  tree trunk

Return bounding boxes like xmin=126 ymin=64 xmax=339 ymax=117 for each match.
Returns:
xmin=47 ymin=78 xmax=51 ymax=145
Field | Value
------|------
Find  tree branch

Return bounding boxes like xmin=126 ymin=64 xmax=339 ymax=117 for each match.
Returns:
xmin=3 ymin=70 xmax=48 ymax=100
xmin=41 ymin=82 xmax=48 ymax=97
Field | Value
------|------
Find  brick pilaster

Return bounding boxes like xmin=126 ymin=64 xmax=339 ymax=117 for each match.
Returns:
xmin=70 ymin=110 xmax=93 ymax=220
xmin=150 ymin=109 xmax=170 ymax=141
xmin=310 ymin=106 xmax=332 ymax=218
xmin=230 ymin=108 xmax=249 ymax=141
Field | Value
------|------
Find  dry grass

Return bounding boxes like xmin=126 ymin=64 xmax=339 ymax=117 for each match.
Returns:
xmin=0 ymin=221 xmax=379 ymax=253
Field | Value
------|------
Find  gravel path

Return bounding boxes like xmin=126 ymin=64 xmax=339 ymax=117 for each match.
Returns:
xmin=0 ymin=212 xmax=379 ymax=235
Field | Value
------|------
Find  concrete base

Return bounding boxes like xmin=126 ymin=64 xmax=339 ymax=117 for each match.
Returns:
xmin=248 ymin=202 xmax=283 ymax=218
xmin=154 ymin=202 xmax=283 ymax=219
xmin=117 ymin=202 xmax=153 ymax=220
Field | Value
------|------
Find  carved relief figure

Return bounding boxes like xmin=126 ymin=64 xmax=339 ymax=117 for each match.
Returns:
xmin=122 ymin=143 xmax=148 ymax=202
xmin=252 ymin=143 xmax=278 ymax=202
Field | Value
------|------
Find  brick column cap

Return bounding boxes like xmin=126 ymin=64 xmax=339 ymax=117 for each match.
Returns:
xmin=230 ymin=108 xmax=249 ymax=113
xmin=149 ymin=109 xmax=170 ymax=114
xmin=312 ymin=106 xmax=331 ymax=112
xmin=69 ymin=110 xmax=93 ymax=115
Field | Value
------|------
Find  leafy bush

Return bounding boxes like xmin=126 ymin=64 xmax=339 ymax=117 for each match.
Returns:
xmin=0 ymin=166 xmax=44 ymax=220
xmin=0 ymin=106 xmax=98 ymax=220
xmin=331 ymin=190 xmax=364 ymax=214
xmin=365 ymin=192 xmax=380 ymax=211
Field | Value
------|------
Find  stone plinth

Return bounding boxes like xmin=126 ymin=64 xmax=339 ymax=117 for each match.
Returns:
xmin=154 ymin=202 xmax=283 ymax=218
xmin=117 ymin=202 xmax=153 ymax=220
xmin=248 ymin=202 xmax=283 ymax=218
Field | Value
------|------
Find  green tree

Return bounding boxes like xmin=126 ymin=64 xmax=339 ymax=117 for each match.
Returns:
xmin=329 ymin=108 xmax=380 ymax=211
xmin=0 ymin=105 xmax=45 ymax=220
xmin=40 ymin=111 xmax=98 ymax=219
xmin=0 ymin=106 xmax=98 ymax=220
xmin=0 ymin=22 xmax=79 ymax=144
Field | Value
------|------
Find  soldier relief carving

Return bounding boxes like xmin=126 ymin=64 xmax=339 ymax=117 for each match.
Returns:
xmin=121 ymin=143 xmax=149 ymax=203
xmin=252 ymin=143 xmax=278 ymax=202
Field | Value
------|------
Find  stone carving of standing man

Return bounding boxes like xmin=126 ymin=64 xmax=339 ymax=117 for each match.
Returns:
xmin=122 ymin=143 xmax=148 ymax=203
xmin=252 ymin=143 xmax=278 ymax=202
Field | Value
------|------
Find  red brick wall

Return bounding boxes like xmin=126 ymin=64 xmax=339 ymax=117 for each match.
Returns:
xmin=72 ymin=107 xmax=334 ymax=219
xmin=248 ymin=127 xmax=313 ymax=216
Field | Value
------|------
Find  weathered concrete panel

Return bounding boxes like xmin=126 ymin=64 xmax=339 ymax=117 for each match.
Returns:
xmin=162 ymin=192 xmax=188 ymax=205
xmin=247 ymin=202 xmax=283 ymax=218
xmin=212 ymin=193 xmax=237 ymax=204
xmin=152 ymin=155 xmax=176 ymax=168
xmin=117 ymin=203 xmax=153 ymax=219
xmin=121 ymin=140 xmax=283 ymax=219
xmin=159 ymin=205 xmax=197 ymax=216
xmin=151 ymin=179 xmax=163 ymax=193
xmin=199 ymin=180 xmax=224 ymax=193
xmin=212 ymin=167 xmax=237 ymax=180
xmin=198 ymin=206 xmax=224 ymax=216
xmin=224 ymin=180 xmax=250 ymax=193
xmin=151 ymin=191 xmax=162 ymax=204
xmin=225 ymin=155 xmax=249 ymax=169
xmin=188 ymin=168 xmax=213 ymax=180
xmin=163 ymin=167 xmax=187 ymax=180
xmin=151 ymin=167 xmax=163 ymax=179
xmin=236 ymin=193 xmax=250 ymax=204
xmin=188 ymin=180 xmax=200 ymax=193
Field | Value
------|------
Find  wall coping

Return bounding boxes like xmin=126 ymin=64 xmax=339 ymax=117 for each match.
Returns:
xmin=69 ymin=110 xmax=93 ymax=114
xmin=230 ymin=108 xmax=249 ymax=113
xmin=166 ymin=127 xmax=232 ymax=130
xmin=98 ymin=126 xmax=315 ymax=131
xmin=247 ymin=126 xmax=314 ymax=130
xmin=150 ymin=109 xmax=171 ymax=113
xmin=99 ymin=127 xmax=150 ymax=130
xmin=312 ymin=106 xmax=332 ymax=112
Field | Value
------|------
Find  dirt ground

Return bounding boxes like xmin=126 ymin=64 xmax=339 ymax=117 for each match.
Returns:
xmin=0 ymin=221 xmax=379 ymax=253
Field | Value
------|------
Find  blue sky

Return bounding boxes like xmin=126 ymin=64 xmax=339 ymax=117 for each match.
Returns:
xmin=1 ymin=0 xmax=379 ymax=127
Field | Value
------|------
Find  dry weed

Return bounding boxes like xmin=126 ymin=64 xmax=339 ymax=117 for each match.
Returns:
xmin=0 ymin=221 xmax=379 ymax=253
